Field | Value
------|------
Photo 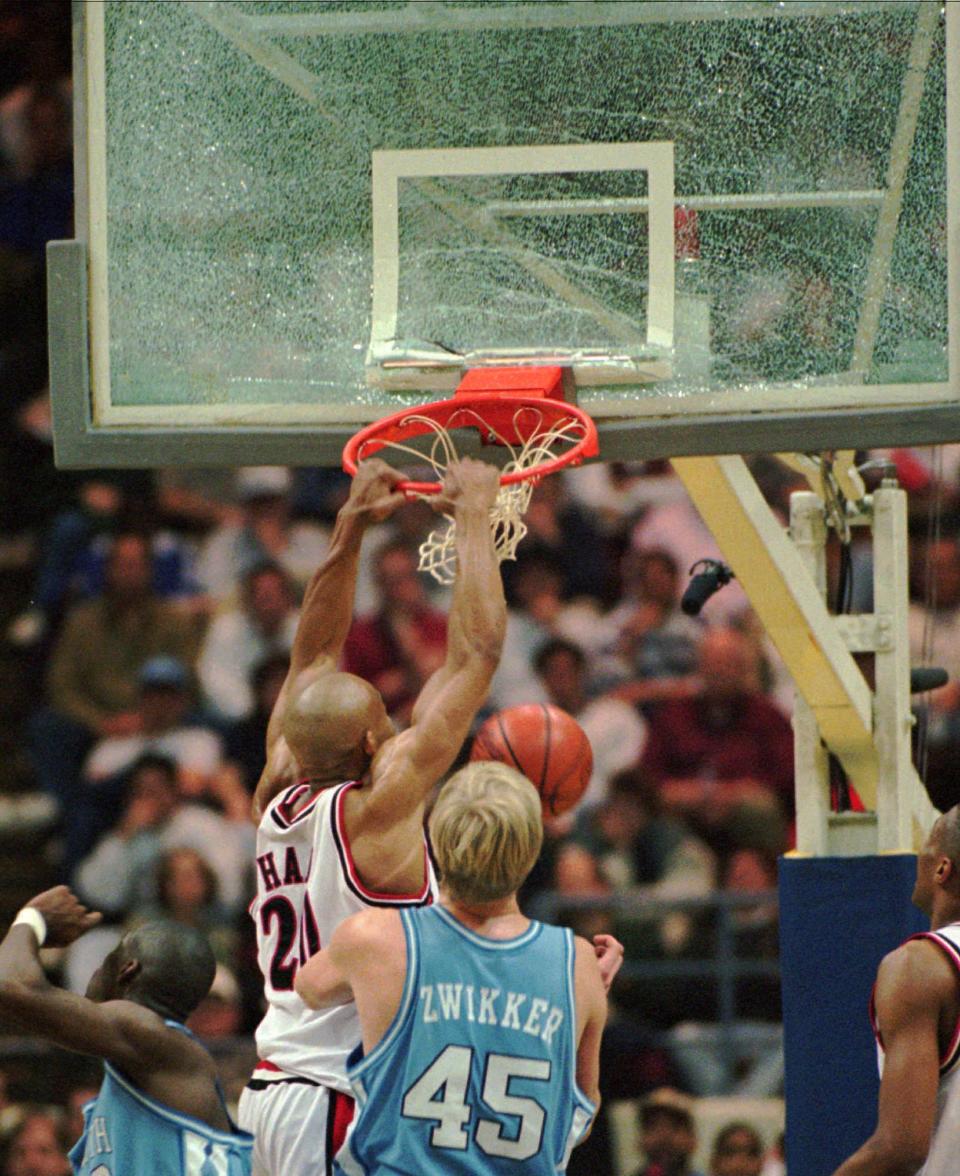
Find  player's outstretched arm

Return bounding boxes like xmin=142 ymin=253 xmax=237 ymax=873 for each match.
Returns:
xmin=831 ymin=940 xmax=946 ymax=1175
xmin=362 ymin=458 xmax=505 ymax=825
xmin=268 ymin=458 xmax=406 ymax=748
xmin=254 ymin=459 xmax=407 ymax=817
xmin=0 ymin=888 xmax=192 ymax=1078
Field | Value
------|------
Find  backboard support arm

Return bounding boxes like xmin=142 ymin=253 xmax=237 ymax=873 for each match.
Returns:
xmin=671 ymin=454 xmax=935 ymax=855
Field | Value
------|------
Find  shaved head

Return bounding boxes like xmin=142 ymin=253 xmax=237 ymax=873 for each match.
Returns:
xmin=914 ymin=804 xmax=960 ymax=917
xmin=934 ymin=806 xmax=960 ymax=869
xmin=282 ymin=670 xmax=392 ymax=781
xmin=87 ymin=921 xmax=216 ymax=1022
xmin=125 ymin=922 xmax=216 ymax=1021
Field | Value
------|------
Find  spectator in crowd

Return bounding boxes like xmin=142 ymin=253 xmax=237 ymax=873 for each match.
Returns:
xmin=198 ymin=561 xmax=298 ymax=721
xmin=154 ymin=467 xmax=243 ymax=535
xmin=731 ymin=609 xmax=794 ymax=720
xmin=671 ymin=844 xmax=782 ymax=1099
xmin=721 ymin=843 xmax=782 ymax=1024
xmin=2 ymin=1110 xmax=70 ymax=1176
xmin=5 ymin=471 xmax=162 ymax=648
xmin=565 ymin=460 xmax=684 ymax=539
xmin=28 ymin=533 xmax=199 ymax=874
xmin=39 ymin=533 xmax=198 ymax=738
xmin=74 ymin=752 xmax=252 ymax=920
xmin=0 ymin=82 xmax=71 ymax=455
xmin=130 ymin=847 xmax=239 ymax=971
xmin=630 ymin=1088 xmax=705 ymax=1176
xmin=553 ymin=769 xmax=716 ymax=965
xmin=0 ymin=8 xmax=71 ymax=172
xmin=602 ymin=549 xmax=703 ymax=703
xmin=0 ymin=84 xmax=71 ymax=254
xmin=71 ymin=655 xmax=237 ymax=869
xmin=907 ymin=535 xmax=960 ymax=799
xmin=187 ymin=963 xmax=244 ymax=1041
xmin=501 ymin=473 xmax=617 ymax=606
xmin=534 ymin=637 xmax=647 ymax=811
xmin=83 ymin=656 xmax=224 ymax=797
xmin=908 ymin=534 xmax=960 ymax=680
xmin=221 ymin=653 xmax=289 ymax=794
xmin=631 ymin=496 xmax=749 ymax=624
xmin=724 ymin=847 xmax=780 ymax=954
xmin=710 ymin=1123 xmax=764 ymax=1176
xmin=486 ymin=550 xmax=559 ymax=710
xmin=640 ymin=627 xmax=794 ymax=842
xmin=557 ymin=770 xmax=716 ymax=901
xmin=488 ymin=549 xmax=606 ymax=711
xmin=341 ymin=537 xmax=448 ymax=721
xmin=193 ymin=466 xmax=329 ymax=600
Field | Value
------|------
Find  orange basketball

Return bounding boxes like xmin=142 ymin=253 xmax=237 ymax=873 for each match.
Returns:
xmin=469 ymin=703 xmax=593 ymax=818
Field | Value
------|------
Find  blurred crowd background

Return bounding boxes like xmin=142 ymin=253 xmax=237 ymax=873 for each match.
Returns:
xmin=0 ymin=3 xmax=955 ymax=1173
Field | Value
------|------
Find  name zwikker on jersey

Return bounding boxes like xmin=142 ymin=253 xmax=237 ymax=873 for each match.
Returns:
xmin=872 ymin=922 xmax=960 ymax=1176
xmin=251 ymin=781 xmax=435 ymax=1090
xmin=336 ymin=906 xmax=596 ymax=1175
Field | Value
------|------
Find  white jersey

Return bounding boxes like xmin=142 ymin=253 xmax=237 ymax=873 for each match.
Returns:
xmin=872 ymin=923 xmax=960 ymax=1176
xmin=251 ymin=780 xmax=436 ymax=1091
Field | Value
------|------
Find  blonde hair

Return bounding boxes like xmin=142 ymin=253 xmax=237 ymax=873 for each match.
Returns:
xmin=429 ymin=761 xmax=543 ymax=903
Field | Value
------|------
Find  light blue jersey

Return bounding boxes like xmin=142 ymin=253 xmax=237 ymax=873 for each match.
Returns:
xmin=70 ymin=1021 xmax=253 ymax=1176
xmin=336 ymin=906 xmax=595 ymax=1175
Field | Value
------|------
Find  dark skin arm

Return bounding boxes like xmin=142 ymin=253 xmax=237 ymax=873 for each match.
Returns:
xmin=0 ymin=887 xmax=231 ymax=1132
xmin=831 ymin=938 xmax=951 ymax=1175
xmin=253 ymin=459 xmax=407 ymax=818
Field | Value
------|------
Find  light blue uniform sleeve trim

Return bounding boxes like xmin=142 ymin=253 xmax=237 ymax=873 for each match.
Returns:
xmin=349 ymin=908 xmax=420 ymax=1081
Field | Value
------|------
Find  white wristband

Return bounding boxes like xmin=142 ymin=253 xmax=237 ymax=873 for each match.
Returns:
xmin=12 ymin=908 xmax=47 ymax=946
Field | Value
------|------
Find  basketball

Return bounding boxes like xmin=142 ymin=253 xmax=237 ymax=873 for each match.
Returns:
xmin=469 ymin=704 xmax=593 ymax=818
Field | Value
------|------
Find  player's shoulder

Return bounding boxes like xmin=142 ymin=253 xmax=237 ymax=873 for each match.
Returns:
xmin=878 ymin=934 xmax=959 ymax=998
xmin=263 ymin=777 xmax=335 ymax=824
xmin=885 ymin=932 xmax=955 ymax=968
xmin=335 ymin=905 xmax=404 ymax=949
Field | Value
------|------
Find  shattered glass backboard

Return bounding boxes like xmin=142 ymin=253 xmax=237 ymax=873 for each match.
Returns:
xmin=49 ymin=0 xmax=957 ymax=466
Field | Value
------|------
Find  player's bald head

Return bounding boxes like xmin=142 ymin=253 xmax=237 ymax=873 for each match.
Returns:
xmin=282 ymin=670 xmax=391 ymax=780
xmin=125 ymin=922 xmax=216 ymax=1020
xmin=87 ymin=921 xmax=215 ymax=1021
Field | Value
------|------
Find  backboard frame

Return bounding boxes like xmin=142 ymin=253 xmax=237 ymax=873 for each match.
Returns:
xmin=49 ymin=0 xmax=960 ymax=467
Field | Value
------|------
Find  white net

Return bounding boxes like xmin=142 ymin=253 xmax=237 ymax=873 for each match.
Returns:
xmin=361 ymin=409 xmax=587 ymax=584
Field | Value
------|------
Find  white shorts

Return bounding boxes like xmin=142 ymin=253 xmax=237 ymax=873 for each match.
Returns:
xmin=238 ymin=1072 xmax=355 ymax=1176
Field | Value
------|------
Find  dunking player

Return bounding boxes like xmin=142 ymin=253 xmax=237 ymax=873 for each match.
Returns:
xmin=296 ymin=760 xmax=607 ymax=1174
xmin=238 ymin=458 xmax=508 ymax=1175
xmin=0 ymin=885 xmax=252 ymax=1174
xmin=833 ymin=806 xmax=960 ymax=1175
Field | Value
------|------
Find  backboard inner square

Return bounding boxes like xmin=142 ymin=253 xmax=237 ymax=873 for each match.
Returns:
xmin=368 ymin=142 xmax=675 ymax=394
